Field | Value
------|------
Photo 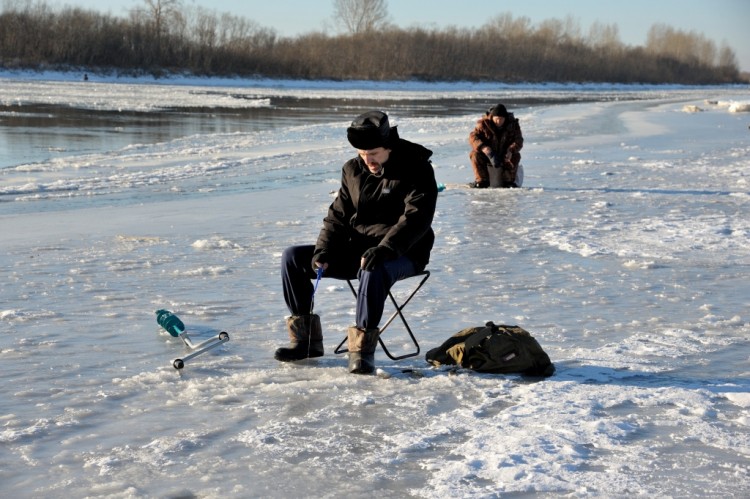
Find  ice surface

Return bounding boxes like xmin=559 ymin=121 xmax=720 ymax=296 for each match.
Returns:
xmin=1 ymin=73 xmax=749 ymax=497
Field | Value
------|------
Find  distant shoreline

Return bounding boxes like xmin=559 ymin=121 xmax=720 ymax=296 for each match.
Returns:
xmin=1 ymin=68 xmax=747 ymax=92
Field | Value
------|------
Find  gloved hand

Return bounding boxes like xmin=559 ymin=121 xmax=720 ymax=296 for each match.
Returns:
xmin=312 ymin=251 xmax=329 ymax=271
xmin=505 ymin=143 xmax=517 ymax=161
xmin=360 ymin=246 xmax=397 ymax=271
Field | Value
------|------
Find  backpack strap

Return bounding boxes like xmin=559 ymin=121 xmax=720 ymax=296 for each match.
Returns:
xmin=462 ymin=321 xmax=496 ymax=353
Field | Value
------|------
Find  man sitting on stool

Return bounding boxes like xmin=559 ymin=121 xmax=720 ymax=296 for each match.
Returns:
xmin=468 ymin=103 xmax=524 ymax=188
xmin=276 ymin=110 xmax=438 ymax=374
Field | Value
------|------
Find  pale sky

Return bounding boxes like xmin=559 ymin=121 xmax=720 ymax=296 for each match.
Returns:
xmin=50 ymin=0 xmax=750 ymax=71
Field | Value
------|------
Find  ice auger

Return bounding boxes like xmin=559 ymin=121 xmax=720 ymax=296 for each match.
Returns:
xmin=156 ymin=309 xmax=229 ymax=369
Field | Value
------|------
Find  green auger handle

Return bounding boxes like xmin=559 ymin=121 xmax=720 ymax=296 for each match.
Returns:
xmin=156 ymin=309 xmax=185 ymax=337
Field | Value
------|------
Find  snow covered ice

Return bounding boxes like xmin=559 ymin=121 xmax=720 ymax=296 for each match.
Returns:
xmin=1 ymin=73 xmax=749 ymax=497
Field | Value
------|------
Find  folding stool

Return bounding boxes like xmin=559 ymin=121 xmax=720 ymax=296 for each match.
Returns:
xmin=333 ymin=270 xmax=430 ymax=360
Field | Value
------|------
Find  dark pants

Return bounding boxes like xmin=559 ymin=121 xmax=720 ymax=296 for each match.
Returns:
xmin=281 ymin=244 xmax=417 ymax=329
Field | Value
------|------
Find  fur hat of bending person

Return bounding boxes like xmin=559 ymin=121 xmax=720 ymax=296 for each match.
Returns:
xmin=488 ymin=103 xmax=509 ymax=118
xmin=346 ymin=110 xmax=399 ymax=150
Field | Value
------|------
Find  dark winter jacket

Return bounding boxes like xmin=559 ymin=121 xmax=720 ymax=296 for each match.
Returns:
xmin=469 ymin=112 xmax=524 ymax=167
xmin=314 ymin=139 xmax=438 ymax=271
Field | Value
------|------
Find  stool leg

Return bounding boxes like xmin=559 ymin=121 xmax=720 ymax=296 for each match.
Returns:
xmin=334 ymin=272 xmax=429 ymax=361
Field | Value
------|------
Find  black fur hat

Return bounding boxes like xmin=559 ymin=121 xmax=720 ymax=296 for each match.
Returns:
xmin=347 ymin=110 xmax=398 ymax=150
xmin=488 ymin=104 xmax=509 ymax=118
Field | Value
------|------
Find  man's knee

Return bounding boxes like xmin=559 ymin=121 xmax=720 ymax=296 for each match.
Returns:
xmin=281 ymin=245 xmax=300 ymax=266
xmin=469 ymin=149 xmax=486 ymax=166
xmin=282 ymin=245 xmax=313 ymax=273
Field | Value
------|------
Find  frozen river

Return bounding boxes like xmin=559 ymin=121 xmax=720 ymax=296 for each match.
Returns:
xmin=1 ymin=74 xmax=749 ymax=497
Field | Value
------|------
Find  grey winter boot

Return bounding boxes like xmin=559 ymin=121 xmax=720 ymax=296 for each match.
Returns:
xmin=347 ymin=326 xmax=380 ymax=374
xmin=274 ymin=314 xmax=324 ymax=362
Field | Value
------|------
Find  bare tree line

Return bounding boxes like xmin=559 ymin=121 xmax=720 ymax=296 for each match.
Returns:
xmin=0 ymin=0 xmax=741 ymax=83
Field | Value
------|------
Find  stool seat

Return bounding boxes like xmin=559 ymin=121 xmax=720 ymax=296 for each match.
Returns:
xmin=333 ymin=270 xmax=430 ymax=360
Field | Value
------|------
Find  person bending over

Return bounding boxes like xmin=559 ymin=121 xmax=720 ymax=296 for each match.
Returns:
xmin=468 ymin=103 xmax=524 ymax=188
xmin=276 ymin=110 xmax=438 ymax=374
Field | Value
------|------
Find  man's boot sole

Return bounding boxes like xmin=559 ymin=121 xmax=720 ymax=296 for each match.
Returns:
xmin=274 ymin=345 xmax=324 ymax=362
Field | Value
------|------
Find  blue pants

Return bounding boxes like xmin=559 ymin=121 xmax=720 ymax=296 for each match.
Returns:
xmin=281 ymin=244 xmax=417 ymax=329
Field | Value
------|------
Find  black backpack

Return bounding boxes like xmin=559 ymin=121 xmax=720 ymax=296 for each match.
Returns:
xmin=426 ymin=322 xmax=555 ymax=377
